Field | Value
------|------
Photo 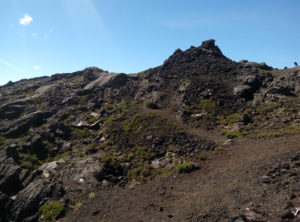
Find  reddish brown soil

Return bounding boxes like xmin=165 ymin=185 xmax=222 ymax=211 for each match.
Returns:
xmin=62 ymin=132 xmax=300 ymax=222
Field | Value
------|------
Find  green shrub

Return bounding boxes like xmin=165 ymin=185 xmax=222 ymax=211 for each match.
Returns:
xmin=255 ymin=125 xmax=300 ymax=138
xmin=88 ymin=192 xmax=96 ymax=199
xmin=20 ymin=161 xmax=34 ymax=169
xmin=284 ymin=125 xmax=300 ymax=134
xmin=174 ymin=162 xmax=194 ymax=173
xmin=198 ymin=153 xmax=207 ymax=161
xmin=257 ymin=68 xmax=272 ymax=75
xmin=143 ymin=100 xmax=158 ymax=109
xmin=99 ymin=153 xmax=123 ymax=176
xmin=217 ymin=113 xmax=240 ymax=125
xmin=39 ymin=201 xmax=65 ymax=222
xmin=214 ymin=145 xmax=223 ymax=153
xmin=134 ymin=146 xmax=155 ymax=162
xmin=122 ymin=114 xmax=151 ymax=133
xmin=226 ymin=131 xmax=241 ymax=139
xmin=127 ymin=165 xmax=153 ymax=181
xmin=256 ymin=102 xmax=279 ymax=113
xmin=84 ymin=144 xmax=97 ymax=153
xmin=200 ymin=98 xmax=217 ymax=116
xmin=180 ymin=79 xmax=191 ymax=88
xmin=19 ymin=153 xmax=40 ymax=169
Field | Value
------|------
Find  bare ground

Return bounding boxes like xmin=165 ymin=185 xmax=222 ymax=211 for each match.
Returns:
xmin=62 ymin=130 xmax=300 ymax=222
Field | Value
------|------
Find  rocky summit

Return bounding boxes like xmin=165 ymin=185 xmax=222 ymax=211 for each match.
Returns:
xmin=1 ymin=39 xmax=300 ymax=222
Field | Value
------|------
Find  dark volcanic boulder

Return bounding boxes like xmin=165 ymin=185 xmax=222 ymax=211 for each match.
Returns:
xmin=10 ymin=179 xmax=64 ymax=222
xmin=0 ymin=146 xmax=33 ymax=196
xmin=0 ymin=146 xmax=64 ymax=222
xmin=0 ymin=99 xmax=28 ymax=120
xmin=0 ymin=191 xmax=12 ymax=221
xmin=233 ymin=84 xmax=254 ymax=100
xmin=266 ymin=69 xmax=300 ymax=95
xmin=60 ymin=157 xmax=105 ymax=189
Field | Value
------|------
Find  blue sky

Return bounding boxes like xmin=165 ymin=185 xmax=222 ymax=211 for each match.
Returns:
xmin=0 ymin=0 xmax=299 ymax=85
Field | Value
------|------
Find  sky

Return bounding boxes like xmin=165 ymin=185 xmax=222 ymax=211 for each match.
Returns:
xmin=0 ymin=0 xmax=299 ymax=85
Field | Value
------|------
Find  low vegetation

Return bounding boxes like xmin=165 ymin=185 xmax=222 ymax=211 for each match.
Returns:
xmin=174 ymin=162 xmax=194 ymax=173
xmin=39 ymin=201 xmax=65 ymax=222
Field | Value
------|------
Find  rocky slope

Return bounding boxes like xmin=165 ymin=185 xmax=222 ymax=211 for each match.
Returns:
xmin=0 ymin=40 xmax=300 ymax=222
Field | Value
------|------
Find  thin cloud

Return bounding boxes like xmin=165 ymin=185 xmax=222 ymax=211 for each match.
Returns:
xmin=34 ymin=65 xmax=40 ymax=70
xmin=19 ymin=14 xmax=33 ymax=26
xmin=0 ymin=58 xmax=25 ymax=74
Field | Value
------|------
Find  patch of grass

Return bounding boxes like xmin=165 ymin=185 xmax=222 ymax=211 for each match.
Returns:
xmin=214 ymin=145 xmax=223 ymax=153
xmin=257 ymin=68 xmax=272 ymax=75
xmin=71 ymin=127 xmax=92 ymax=139
xmin=74 ymin=202 xmax=82 ymax=211
xmin=88 ymin=192 xmax=96 ymax=199
xmin=198 ymin=153 xmax=207 ymax=161
xmin=256 ymin=101 xmax=280 ymax=113
xmin=226 ymin=131 xmax=242 ymax=139
xmin=174 ymin=162 xmax=194 ymax=173
xmin=84 ymin=144 xmax=97 ymax=153
xmin=20 ymin=161 xmax=34 ymax=169
xmin=103 ymin=100 xmax=138 ymax=126
xmin=284 ymin=125 xmax=300 ymax=134
xmin=99 ymin=153 xmax=123 ymax=176
xmin=143 ymin=99 xmax=158 ymax=109
xmin=200 ymin=98 xmax=217 ymax=116
xmin=105 ymin=114 xmax=119 ymax=126
xmin=183 ymin=98 xmax=217 ymax=117
xmin=180 ymin=79 xmax=191 ymax=88
xmin=125 ymin=146 xmax=156 ymax=181
xmin=19 ymin=153 xmax=41 ymax=169
xmin=255 ymin=125 xmax=300 ymax=138
xmin=122 ymin=114 xmax=152 ymax=133
xmin=127 ymin=164 xmax=153 ymax=181
xmin=217 ymin=113 xmax=240 ymax=125
xmin=133 ymin=146 xmax=155 ymax=162
xmin=39 ymin=201 xmax=65 ymax=222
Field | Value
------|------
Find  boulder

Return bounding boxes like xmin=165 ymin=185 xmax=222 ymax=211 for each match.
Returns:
xmin=10 ymin=179 xmax=64 ymax=222
xmin=223 ymin=139 xmax=234 ymax=146
xmin=0 ymin=147 xmax=32 ymax=196
xmin=39 ymin=161 xmax=59 ymax=178
xmin=60 ymin=158 xmax=104 ymax=188
xmin=60 ymin=142 xmax=72 ymax=153
xmin=233 ymin=84 xmax=254 ymax=100
xmin=0 ymin=191 xmax=12 ymax=221
xmin=242 ymin=75 xmax=260 ymax=88
xmin=33 ymin=84 xmax=56 ymax=97
xmin=0 ymin=100 xmax=27 ymax=120
xmin=266 ymin=71 xmax=300 ymax=95
xmin=252 ymin=93 xmax=263 ymax=106
xmin=84 ymin=72 xmax=127 ymax=90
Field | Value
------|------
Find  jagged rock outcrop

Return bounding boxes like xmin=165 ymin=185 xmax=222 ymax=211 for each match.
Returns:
xmin=1 ymin=111 xmax=54 ymax=137
xmin=0 ymin=146 xmax=32 ymax=196
xmin=9 ymin=179 xmax=64 ymax=222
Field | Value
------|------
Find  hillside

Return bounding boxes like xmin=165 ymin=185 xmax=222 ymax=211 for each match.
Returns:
xmin=1 ymin=40 xmax=300 ymax=222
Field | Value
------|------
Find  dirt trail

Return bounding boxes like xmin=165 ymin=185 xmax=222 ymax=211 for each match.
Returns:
xmin=143 ymin=107 xmax=226 ymax=144
xmin=64 ymin=134 xmax=300 ymax=222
